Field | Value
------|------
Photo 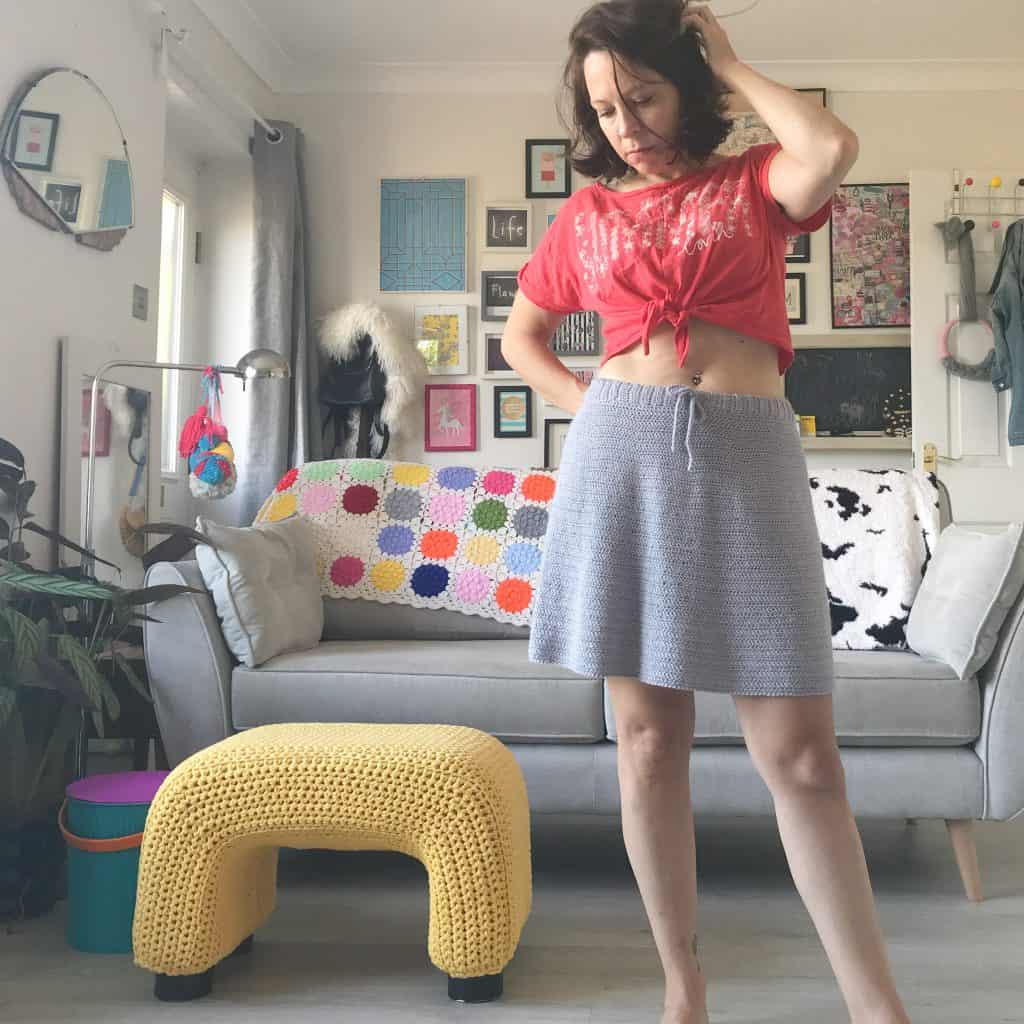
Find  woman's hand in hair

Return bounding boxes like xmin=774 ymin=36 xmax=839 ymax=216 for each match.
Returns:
xmin=680 ymin=3 xmax=740 ymax=80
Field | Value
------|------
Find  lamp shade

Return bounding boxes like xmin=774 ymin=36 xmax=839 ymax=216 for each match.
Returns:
xmin=234 ymin=348 xmax=291 ymax=381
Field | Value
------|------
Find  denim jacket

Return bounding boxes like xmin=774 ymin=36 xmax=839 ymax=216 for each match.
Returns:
xmin=989 ymin=219 xmax=1024 ymax=445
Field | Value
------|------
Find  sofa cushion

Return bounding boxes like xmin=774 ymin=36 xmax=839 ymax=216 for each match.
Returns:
xmin=231 ymin=639 xmax=604 ymax=743
xmin=906 ymin=522 xmax=1024 ymax=680
xmin=194 ymin=514 xmax=323 ymax=668
xmin=323 ymin=597 xmax=532 ymax=642
xmin=604 ymin=649 xmax=981 ymax=747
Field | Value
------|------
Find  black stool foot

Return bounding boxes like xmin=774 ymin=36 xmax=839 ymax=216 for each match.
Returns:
xmin=154 ymin=969 xmax=213 ymax=1002
xmin=448 ymin=972 xmax=503 ymax=1002
xmin=230 ymin=935 xmax=254 ymax=957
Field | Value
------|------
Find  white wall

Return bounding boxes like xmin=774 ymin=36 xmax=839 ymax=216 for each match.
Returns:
xmin=0 ymin=0 xmax=273 ymax=564
xmin=267 ymin=84 xmax=1024 ymax=479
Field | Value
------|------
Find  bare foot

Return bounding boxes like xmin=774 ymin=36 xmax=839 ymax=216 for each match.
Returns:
xmin=661 ymin=1003 xmax=709 ymax=1024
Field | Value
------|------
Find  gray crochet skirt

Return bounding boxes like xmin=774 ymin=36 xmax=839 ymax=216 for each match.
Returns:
xmin=527 ymin=376 xmax=836 ymax=697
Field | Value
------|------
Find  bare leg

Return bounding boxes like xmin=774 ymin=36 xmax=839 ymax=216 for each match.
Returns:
xmin=607 ymin=676 xmax=708 ymax=1024
xmin=734 ymin=693 xmax=911 ymax=1024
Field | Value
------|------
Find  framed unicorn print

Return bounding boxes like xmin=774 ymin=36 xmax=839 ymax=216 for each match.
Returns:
xmin=424 ymin=383 xmax=476 ymax=451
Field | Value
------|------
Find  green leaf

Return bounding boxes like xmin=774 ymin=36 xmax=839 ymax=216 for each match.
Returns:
xmin=118 ymin=583 xmax=205 ymax=607
xmin=0 ymin=566 xmax=116 ymax=600
xmin=55 ymin=635 xmax=106 ymax=711
xmin=113 ymin=649 xmax=152 ymax=703
xmin=91 ymin=708 xmax=105 ymax=739
xmin=21 ymin=522 xmax=121 ymax=572
xmin=0 ymin=686 xmax=15 ymax=730
xmin=0 ymin=438 xmax=25 ymax=470
xmin=0 ymin=607 xmax=41 ymax=677
xmin=35 ymin=651 xmax=93 ymax=706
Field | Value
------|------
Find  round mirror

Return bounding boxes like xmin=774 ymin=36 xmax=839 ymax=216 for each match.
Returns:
xmin=1 ymin=67 xmax=134 ymax=251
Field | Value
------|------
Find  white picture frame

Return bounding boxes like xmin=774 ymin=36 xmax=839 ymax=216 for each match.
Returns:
xmin=414 ymin=304 xmax=470 ymax=375
xmin=481 ymin=200 xmax=532 ymax=253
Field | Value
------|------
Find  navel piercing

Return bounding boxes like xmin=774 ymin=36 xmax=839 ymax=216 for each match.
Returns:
xmin=691 ymin=371 xmax=703 ymax=386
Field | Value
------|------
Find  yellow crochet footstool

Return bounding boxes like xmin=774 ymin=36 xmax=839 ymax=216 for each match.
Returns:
xmin=132 ymin=722 xmax=532 ymax=1003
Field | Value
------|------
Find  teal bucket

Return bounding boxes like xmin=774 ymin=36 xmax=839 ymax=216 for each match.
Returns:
xmin=60 ymin=771 xmax=169 ymax=954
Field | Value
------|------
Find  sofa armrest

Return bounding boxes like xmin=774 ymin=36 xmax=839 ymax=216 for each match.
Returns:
xmin=973 ymin=585 xmax=1024 ymax=821
xmin=143 ymin=560 xmax=235 ymax=767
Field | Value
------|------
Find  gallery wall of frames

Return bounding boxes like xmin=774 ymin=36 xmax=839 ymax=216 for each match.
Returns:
xmin=378 ymin=90 xmax=911 ymax=468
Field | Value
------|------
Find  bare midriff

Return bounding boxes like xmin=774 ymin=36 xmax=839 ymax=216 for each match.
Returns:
xmin=595 ymin=316 xmax=786 ymax=399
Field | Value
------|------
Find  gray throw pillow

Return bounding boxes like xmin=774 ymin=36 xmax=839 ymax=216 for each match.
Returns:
xmin=194 ymin=513 xmax=324 ymax=668
xmin=906 ymin=522 xmax=1024 ymax=679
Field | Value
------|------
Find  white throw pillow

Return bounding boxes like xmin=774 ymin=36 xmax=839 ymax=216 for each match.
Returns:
xmin=906 ymin=522 xmax=1024 ymax=679
xmin=194 ymin=514 xmax=324 ymax=668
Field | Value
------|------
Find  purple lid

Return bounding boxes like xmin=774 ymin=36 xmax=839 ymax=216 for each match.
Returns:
xmin=66 ymin=770 xmax=170 ymax=805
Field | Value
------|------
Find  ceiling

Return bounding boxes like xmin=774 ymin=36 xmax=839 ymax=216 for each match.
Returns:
xmin=193 ymin=0 xmax=1024 ymax=94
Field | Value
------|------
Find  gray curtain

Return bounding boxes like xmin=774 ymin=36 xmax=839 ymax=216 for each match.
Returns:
xmin=233 ymin=118 xmax=322 ymax=525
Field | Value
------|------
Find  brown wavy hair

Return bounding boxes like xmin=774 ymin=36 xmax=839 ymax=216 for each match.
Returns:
xmin=558 ymin=0 xmax=733 ymax=183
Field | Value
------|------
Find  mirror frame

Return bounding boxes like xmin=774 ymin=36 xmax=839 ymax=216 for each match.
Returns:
xmin=1 ymin=66 xmax=135 ymax=252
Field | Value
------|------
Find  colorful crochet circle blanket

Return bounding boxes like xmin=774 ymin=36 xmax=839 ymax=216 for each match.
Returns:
xmin=253 ymin=458 xmax=558 ymax=626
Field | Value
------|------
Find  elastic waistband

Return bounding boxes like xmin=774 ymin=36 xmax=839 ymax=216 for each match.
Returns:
xmin=586 ymin=376 xmax=795 ymax=422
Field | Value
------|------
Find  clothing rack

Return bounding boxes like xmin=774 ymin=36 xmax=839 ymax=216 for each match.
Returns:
xmin=942 ymin=169 xmax=1024 ymax=263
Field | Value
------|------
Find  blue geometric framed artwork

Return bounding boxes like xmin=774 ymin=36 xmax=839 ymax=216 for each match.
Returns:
xmin=380 ymin=178 xmax=467 ymax=292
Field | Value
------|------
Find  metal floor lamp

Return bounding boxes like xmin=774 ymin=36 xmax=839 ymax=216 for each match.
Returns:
xmin=83 ymin=347 xmax=291 ymax=564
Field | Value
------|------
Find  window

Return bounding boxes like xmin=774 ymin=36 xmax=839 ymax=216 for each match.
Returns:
xmin=157 ymin=189 xmax=185 ymax=474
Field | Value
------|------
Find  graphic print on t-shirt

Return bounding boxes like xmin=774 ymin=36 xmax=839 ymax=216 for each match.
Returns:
xmin=574 ymin=174 xmax=757 ymax=297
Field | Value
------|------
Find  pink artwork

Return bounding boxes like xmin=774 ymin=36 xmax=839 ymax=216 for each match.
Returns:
xmin=424 ymin=384 xmax=476 ymax=451
xmin=830 ymin=183 xmax=910 ymax=329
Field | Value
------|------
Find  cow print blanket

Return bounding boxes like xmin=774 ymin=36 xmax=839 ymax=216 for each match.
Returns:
xmin=810 ymin=468 xmax=941 ymax=650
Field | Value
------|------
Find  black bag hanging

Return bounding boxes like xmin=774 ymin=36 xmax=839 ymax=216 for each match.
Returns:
xmin=318 ymin=332 xmax=390 ymax=458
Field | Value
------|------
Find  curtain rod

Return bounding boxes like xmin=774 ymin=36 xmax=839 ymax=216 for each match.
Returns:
xmin=153 ymin=6 xmax=282 ymax=145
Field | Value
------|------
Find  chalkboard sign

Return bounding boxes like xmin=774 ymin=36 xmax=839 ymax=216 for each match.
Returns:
xmin=784 ymin=347 xmax=911 ymax=434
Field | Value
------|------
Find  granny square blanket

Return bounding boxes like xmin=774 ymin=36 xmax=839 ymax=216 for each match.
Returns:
xmin=253 ymin=459 xmax=558 ymax=627
xmin=254 ymin=459 xmax=940 ymax=647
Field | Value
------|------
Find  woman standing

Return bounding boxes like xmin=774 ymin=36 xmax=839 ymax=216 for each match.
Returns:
xmin=501 ymin=2 xmax=912 ymax=1022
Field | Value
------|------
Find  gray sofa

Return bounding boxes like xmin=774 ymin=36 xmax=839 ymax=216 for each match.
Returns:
xmin=144 ymin=479 xmax=1024 ymax=902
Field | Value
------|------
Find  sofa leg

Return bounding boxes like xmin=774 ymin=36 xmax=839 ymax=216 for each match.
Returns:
xmin=448 ymin=972 xmax=503 ymax=1002
xmin=945 ymin=818 xmax=983 ymax=902
xmin=153 ymin=935 xmax=254 ymax=1001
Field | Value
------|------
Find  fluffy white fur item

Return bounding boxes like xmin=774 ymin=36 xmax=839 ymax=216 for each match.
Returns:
xmin=316 ymin=303 xmax=428 ymax=448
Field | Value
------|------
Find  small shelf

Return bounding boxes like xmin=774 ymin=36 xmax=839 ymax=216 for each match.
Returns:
xmin=801 ymin=435 xmax=912 ymax=450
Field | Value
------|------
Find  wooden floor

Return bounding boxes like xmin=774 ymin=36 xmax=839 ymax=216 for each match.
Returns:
xmin=2 ymin=807 xmax=1022 ymax=1023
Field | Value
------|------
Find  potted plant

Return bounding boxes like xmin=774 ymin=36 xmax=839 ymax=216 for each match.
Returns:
xmin=0 ymin=437 xmax=207 ymax=921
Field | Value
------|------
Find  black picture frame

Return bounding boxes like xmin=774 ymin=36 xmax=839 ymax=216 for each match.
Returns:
xmin=785 ymin=232 xmax=810 ymax=263
xmin=493 ymin=385 xmax=533 ymax=438
xmin=481 ymin=270 xmax=519 ymax=321
xmin=785 ymin=273 xmax=807 ymax=325
xmin=525 ymin=138 xmax=572 ymax=198
xmin=12 ymin=109 xmax=59 ymax=172
xmin=44 ymin=181 xmax=82 ymax=223
xmin=484 ymin=204 xmax=530 ymax=250
xmin=543 ymin=418 xmax=572 ymax=469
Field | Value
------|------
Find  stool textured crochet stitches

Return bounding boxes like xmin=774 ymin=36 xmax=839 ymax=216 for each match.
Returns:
xmin=132 ymin=722 xmax=532 ymax=985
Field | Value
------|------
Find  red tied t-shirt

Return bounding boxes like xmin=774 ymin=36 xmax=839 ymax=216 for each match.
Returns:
xmin=516 ymin=142 xmax=833 ymax=375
